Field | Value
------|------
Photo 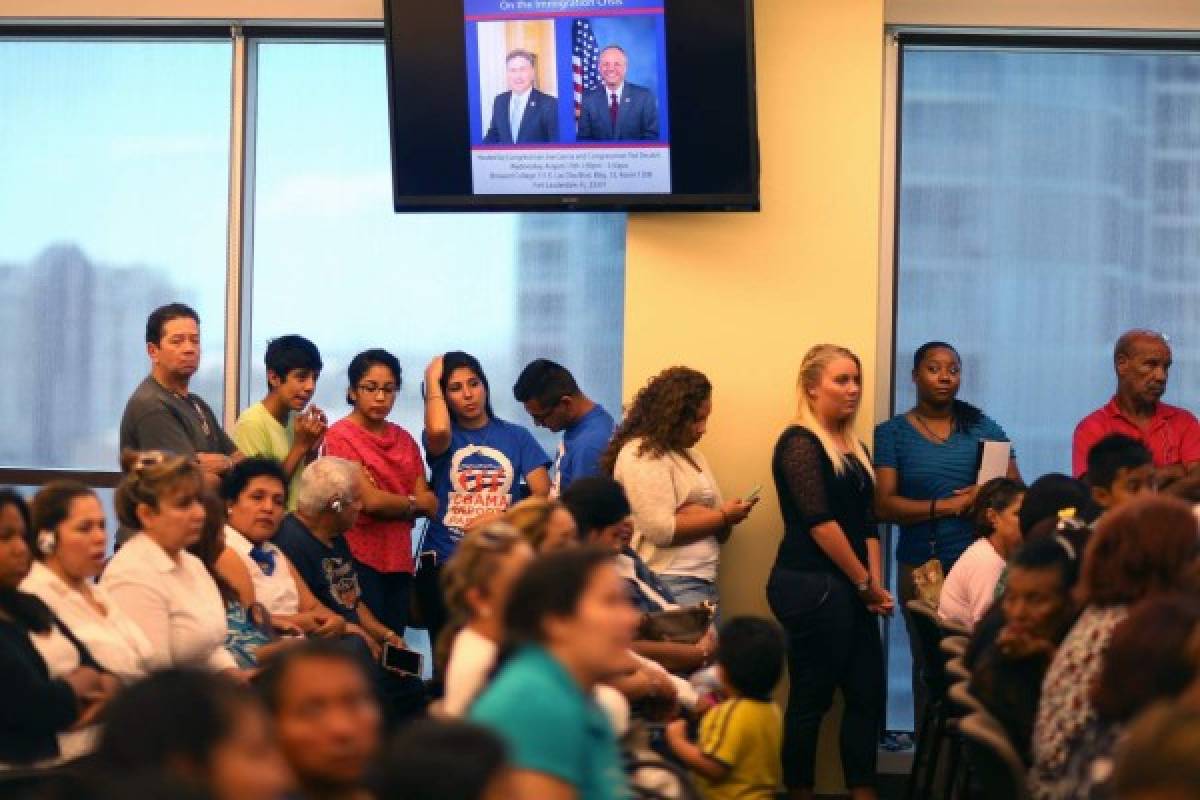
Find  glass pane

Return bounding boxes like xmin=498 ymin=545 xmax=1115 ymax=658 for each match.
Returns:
xmin=0 ymin=41 xmax=232 ymax=471
xmin=889 ymin=47 xmax=1200 ymax=731
xmin=245 ymin=41 xmax=626 ymax=458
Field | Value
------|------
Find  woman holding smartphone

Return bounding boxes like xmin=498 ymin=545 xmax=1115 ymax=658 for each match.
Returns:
xmin=420 ymin=351 xmax=551 ymax=650
xmin=600 ymin=366 xmax=756 ymax=608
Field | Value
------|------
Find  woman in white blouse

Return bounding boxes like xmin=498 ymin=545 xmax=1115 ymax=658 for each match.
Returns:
xmin=600 ymin=367 xmax=757 ymax=606
xmin=101 ymin=451 xmax=238 ymax=673
xmin=937 ymin=477 xmax=1026 ymax=630
xmin=21 ymin=481 xmax=153 ymax=684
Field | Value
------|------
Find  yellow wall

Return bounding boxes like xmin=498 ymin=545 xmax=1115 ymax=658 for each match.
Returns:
xmin=624 ymin=0 xmax=885 ymax=789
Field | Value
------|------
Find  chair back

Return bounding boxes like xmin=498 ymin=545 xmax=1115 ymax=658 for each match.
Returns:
xmin=959 ymin=711 xmax=1030 ymax=800
xmin=946 ymin=655 xmax=971 ymax=684
xmin=948 ymin=680 xmax=987 ymax=716
xmin=940 ymin=634 xmax=969 ymax=659
xmin=939 ymin=616 xmax=973 ymax=638
xmin=906 ymin=598 xmax=950 ymax=696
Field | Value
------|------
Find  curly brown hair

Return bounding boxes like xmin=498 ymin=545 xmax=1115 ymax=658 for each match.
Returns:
xmin=599 ymin=366 xmax=712 ymax=475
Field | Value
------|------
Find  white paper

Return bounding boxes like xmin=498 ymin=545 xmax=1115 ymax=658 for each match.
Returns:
xmin=976 ymin=440 xmax=1012 ymax=484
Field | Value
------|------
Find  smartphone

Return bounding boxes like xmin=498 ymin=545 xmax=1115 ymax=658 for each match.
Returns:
xmin=381 ymin=642 xmax=424 ymax=677
xmin=744 ymin=485 xmax=762 ymax=502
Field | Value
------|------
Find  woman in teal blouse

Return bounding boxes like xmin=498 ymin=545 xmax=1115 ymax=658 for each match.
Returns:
xmin=469 ymin=547 xmax=640 ymax=800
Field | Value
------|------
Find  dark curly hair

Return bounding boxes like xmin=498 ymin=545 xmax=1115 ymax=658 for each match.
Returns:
xmin=599 ymin=366 xmax=712 ymax=474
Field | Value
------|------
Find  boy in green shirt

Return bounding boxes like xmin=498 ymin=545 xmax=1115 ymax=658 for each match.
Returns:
xmin=666 ymin=617 xmax=785 ymax=800
xmin=232 ymin=335 xmax=326 ymax=509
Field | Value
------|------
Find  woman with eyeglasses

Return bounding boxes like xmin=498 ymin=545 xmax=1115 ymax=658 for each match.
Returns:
xmin=324 ymin=348 xmax=438 ymax=639
xmin=420 ymin=351 xmax=552 ymax=650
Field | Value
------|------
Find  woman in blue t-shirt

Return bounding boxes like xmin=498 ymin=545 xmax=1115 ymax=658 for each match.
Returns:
xmin=874 ymin=340 xmax=1020 ymax=735
xmin=419 ymin=351 xmax=551 ymax=650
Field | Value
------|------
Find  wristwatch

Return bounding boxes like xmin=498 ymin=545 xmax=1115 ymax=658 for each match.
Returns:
xmin=855 ymin=575 xmax=871 ymax=594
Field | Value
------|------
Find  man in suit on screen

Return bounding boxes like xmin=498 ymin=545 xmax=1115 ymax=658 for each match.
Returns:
xmin=577 ymin=44 xmax=659 ymax=141
xmin=483 ymin=49 xmax=558 ymax=144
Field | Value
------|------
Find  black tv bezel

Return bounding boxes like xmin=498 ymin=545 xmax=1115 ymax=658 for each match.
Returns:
xmin=381 ymin=0 xmax=761 ymax=213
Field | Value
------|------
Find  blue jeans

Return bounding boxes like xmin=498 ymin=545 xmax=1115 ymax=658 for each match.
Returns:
xmin=657 ymin=574 xmax=718 ymax=608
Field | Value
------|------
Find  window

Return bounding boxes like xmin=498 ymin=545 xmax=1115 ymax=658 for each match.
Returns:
xmin=887 ymin=42 xmax=1200 ymax=730
xmin=243 ymin=41 xmax=626 ymax=456
xmin=0 ymin=40 xmax=232 ymax=471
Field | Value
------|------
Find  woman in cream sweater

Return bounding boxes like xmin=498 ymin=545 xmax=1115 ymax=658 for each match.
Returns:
xmin=601 ymin=366 xmax=757 ymax=607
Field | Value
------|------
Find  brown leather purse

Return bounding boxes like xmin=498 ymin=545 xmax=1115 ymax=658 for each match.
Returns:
xmin=636 ymin=602 xmax=716 ymax=644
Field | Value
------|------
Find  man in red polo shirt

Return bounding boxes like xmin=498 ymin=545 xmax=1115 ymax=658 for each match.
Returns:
xmin=1072 ymin=330 xmax=1200 ymax=478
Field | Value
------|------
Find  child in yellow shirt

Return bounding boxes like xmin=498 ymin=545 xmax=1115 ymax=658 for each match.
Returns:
xmin=665 ymin=616 xmax=784 ymax=800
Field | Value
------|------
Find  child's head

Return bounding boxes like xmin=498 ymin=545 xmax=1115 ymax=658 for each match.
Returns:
xmin=1087 ymin=434 xmax=1153 ymax=510
xmin=715 ymin=616 xmax=784 ymax=701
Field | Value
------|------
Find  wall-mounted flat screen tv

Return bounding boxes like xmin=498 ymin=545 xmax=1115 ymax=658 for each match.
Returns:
xmin=383 ymin=0 xmax=759 ymax=211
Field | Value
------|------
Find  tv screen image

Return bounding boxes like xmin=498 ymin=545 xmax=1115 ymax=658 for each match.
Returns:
xmin=464 ymin=1 xmax=672 ymax=195
xmin=384 ymin=0 xmax=758 ymax=211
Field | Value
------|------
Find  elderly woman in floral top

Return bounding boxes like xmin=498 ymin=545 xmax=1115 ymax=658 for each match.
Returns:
xmin=1029 ymin=496 xmax=1197 ymax=799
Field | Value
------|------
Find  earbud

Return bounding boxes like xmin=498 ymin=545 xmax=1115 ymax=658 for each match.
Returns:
xmin=36 ymin=530 xmax=57 ymax=556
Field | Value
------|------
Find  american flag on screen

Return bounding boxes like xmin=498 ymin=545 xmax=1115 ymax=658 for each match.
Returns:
xmin=572 ymin=19 xmax=600 ymax=118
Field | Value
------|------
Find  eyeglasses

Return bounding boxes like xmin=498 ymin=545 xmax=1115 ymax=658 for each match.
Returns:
xmin=356 ymin=384 xmax=397 ymax=397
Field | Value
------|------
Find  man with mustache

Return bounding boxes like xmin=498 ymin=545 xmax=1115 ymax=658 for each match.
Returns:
xmin=119 ymin=303 xmax=241 ymax=492
xmin=1072 ymin=329 xmax=1200 ymax=478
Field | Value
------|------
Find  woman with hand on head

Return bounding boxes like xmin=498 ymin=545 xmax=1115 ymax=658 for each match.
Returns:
xmin=420 ymin=351 xmax=551 ymax=647
xmin=0 ymin=489 xmax=117 ymax=766
xmin=767 ymin=345 xmax=891 ymax=800
xmin=20 ymin=481 xmax=154 ymax=685
xmin=102 ymin=450 xmax=240 ymax=674
xmin=324 ymin=348 xmax=438 ymax=641
xmin=600 ymin=366 xmax=757 ymax=608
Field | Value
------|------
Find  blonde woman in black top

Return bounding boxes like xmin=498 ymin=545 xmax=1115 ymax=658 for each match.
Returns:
xmin=767 ymin=345 xmax=892 ymax=800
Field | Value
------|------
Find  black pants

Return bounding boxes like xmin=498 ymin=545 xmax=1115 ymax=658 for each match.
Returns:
xmin=412 ymin=561 xmax=448 ymax=655
xmin=357 ymin=563 xmax=412 ymax=635
xmin=767 ymin=567 xmax=884 ymax=790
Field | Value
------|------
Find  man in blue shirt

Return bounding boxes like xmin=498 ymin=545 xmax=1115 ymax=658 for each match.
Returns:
xmin=513 ymin=359 xmax=615 ymax=497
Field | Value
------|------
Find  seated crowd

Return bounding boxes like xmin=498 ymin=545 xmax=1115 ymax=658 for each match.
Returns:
xmin=0 ymin=305 xmax=1198 ymax=800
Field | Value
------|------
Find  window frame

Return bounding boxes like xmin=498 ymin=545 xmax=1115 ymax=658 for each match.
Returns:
xmin=878 ymin=27 xmax=1200 ymax=732
xmin=0 ymin=22 xmax=387 ymax=491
